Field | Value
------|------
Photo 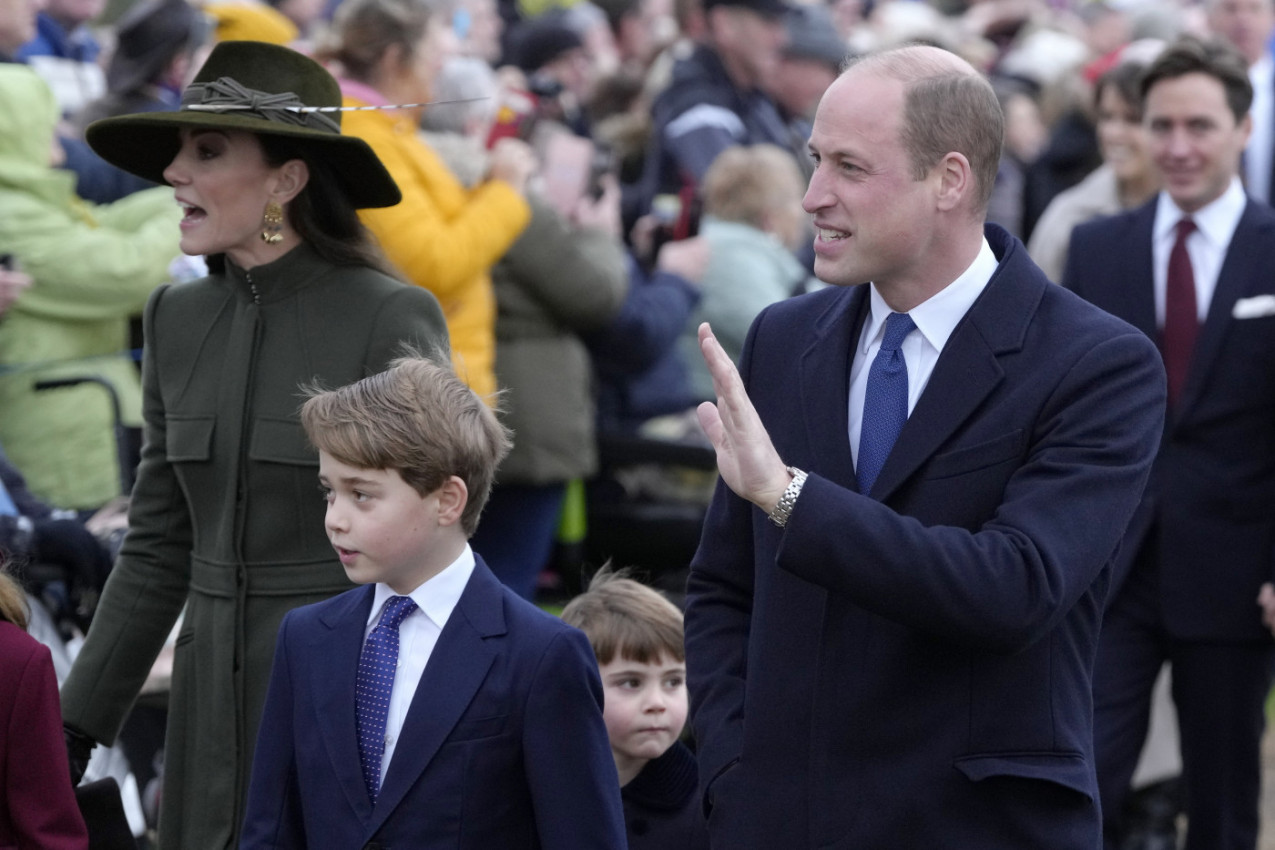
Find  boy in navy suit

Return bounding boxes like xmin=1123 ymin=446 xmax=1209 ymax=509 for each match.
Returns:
xmin=562 ymin=569 xmax=709 ymax=850
xmin=240 ymin=356 xmax=625 ymax=849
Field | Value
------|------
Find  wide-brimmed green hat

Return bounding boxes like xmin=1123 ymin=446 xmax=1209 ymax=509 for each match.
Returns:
xmin=86 ymin=40 xmax=401 ymax=209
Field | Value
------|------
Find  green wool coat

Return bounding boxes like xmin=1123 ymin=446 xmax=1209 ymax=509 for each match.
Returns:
xmin=60 ymin=244 xmax=448 ymax=849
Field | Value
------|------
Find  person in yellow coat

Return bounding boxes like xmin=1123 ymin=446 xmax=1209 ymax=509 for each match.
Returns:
xmin=320 ymin=0 xmax=536 ymax=399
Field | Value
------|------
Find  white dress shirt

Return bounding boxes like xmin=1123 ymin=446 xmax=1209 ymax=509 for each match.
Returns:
xmin=1151 ymin=179 xmax=1246 ymax=328
xmin=364 ymin=544 xmax=475 ymax=785
xmin=848 ymin=238 xmax=999 ymax=465
xmin=1245 ymin=52 xmax=1273 ymax=205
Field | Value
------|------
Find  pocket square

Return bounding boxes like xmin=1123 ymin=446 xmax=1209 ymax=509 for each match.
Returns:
xmin=1232 ymin=295 xmax=1275 ymax=319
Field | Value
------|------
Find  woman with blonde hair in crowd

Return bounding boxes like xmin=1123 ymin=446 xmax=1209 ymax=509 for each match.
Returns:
xmin=318 ymin=0 xmax=538 ymax=399
xmin=0 ymin=564 xmax=88 ymax=850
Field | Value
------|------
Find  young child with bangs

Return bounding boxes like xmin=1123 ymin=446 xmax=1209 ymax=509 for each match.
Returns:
xmin=561 ymin=569 xmax=710 ymax=850
xmin=240 ymin=356 xmax=624 ymax=850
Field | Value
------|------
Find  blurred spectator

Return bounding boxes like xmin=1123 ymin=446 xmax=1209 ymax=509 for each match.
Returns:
xmin=627 ymin=0 xmax=791 ymax=228
xmin=0 ymin=0 xmax=39 ymax=61
xmin=588 ymin=235 xmax=708 ymax=433
xmin=677 ymin=143 xmax=812 ymax=400
xmin=593 ymin=0 xmax=674 ymax=74
xmin=16 ymin=0 xmax=106 ymax=115
xmin=68 ymin=0 xmax=212 ymax=203
xmin=204 ymin=0 xmax=299 ymax=44
xmin=507 ymin=9 xmax=596 ymax=135
xmin=455 ymin=0 xmax=503 ymax=62
xmin=321 ymin=0 xmax=536 ymax=399
xmin=769 ymin=2 xmax=848 ymax=181
xmin=1028 ymin=59 xmax=1160 ymax=282
xmin=0 ymin=64 xmax=181 ymax=509
xmin=1207 ymin=0 xmax=1275 ymax=204
xmin=0 ymin=564 xmax=89 ymax=850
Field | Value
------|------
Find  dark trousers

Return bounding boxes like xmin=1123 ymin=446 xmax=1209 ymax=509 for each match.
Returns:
xmin=1093 ymin=542 xmax=1275 ymax=850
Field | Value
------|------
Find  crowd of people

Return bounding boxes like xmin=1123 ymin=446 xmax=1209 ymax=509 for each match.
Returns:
xmin=2 ymin=0 xmax=1275 ymax=847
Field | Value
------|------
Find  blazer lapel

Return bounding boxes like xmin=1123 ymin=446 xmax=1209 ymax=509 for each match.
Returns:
xmin=366 ymin=559 xmax=504 ymax=834
xmin=312 ymin=585 xmax=378 ymax=823
xmin=798 ymin=286 xmax=866 ymax=490
xmin=1174 ymin=201 xmax=1268 ymax=422
xmin=871 ymin=228 xmax=1039 ymax=501
xmin=1111 ymin=205 xmax=1158 ymax=341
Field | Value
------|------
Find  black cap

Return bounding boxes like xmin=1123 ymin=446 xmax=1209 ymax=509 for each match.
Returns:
xmin=107 ymin=0 xmax=210 ymax=94
xmin=704 ymin=0 xmax=791 ymax=20
xmin=509 ymin=13 xmax=585 ymax=72
xmin=783 ymin=4 xmax=849 ymax=69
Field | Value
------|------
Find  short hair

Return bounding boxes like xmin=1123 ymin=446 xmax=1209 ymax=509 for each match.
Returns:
xmin=320 ymin=0 xmax=433 ymax=83
xmin=560 ymin=568 xmax=685 ymax=665
xmin=851 ymin=45 xmax=1004 ymax=213
xmin=300 ymin=355 xmax=512 ymax=536
xmin=702 ymin=144 xmax=806 ymax=230
xmin=1094 ymin=60 xmax=1148 ymax=117
xmin=1139 ymin=36 xmax=1252 ymax=122
xmin=419 ymin=56 xmax=500 ymax=135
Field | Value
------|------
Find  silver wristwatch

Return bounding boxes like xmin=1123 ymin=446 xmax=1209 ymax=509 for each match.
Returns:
xmin=768 ymin=466 xmax=808 ymax=528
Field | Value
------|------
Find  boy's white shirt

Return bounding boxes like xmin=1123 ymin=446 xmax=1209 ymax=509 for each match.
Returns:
xmin=363 ymin=543 xmax=476 ymax=787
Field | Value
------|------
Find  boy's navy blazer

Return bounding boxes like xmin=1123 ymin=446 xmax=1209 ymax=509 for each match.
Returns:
xmin=240 ymin=556 xmax=626 ymax=849
xmin=685 ymin=225 xmax=1166 ymax=849
xmin=1065 ymin=197 xmax=1275 ymax=640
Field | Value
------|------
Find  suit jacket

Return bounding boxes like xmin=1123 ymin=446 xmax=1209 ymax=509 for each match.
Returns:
xmin=240 ymin=557 xmax=626 ymax=850
xmin=0 ymin=621 xmax=88 ymax=850
xmin=1064 ymin=197 xmax=1275 ymax=642
xmin=684 ymin=224 xmax=1165 ymax=849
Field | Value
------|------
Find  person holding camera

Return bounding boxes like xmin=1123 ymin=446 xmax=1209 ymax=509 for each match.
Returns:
xmin=319 ymin=0 xmax=537 ymax=402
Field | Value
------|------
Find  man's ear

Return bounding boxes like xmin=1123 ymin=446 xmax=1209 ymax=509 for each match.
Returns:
xmin=436 ymin=475 xmax=469 ymax=528
xmin=273 ymin=158 xmax=310 ymax=205
xmin=934 ymin=151 xmax=973 ymax=213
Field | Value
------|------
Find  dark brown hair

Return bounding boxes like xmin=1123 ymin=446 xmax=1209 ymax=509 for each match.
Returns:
xmin=1140 ymin=36 xmax=1252 ymax=122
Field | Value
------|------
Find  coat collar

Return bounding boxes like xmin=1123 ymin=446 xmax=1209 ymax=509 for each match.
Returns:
xmin=799 ymin=223 xmax=1043 ymax=501
xmin=222 ymin=242 xmax=331 ymax=304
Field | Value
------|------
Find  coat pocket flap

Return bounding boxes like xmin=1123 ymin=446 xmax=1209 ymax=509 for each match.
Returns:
xmin=926 ymin=429 xmax=1024 ymax=479
xmin=953 ymin=752 xmax=1093 ymax=798
xmin=248 ymin=417 xmax=316 ymax=466
xmin=166 ymin=416 xmax=215 ymax=462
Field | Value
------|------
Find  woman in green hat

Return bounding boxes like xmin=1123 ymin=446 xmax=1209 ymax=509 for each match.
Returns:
xmin=58 ymin=39 xmax=449 ymax=850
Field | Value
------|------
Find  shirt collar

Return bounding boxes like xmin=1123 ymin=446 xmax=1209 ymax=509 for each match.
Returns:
xmin=862 ymin=237 xmax=998 ymax=354
xmin=368 ymin=544 xmax=475 ymax=630
xmin=1153 ymin=178 xmax=1246 ymax=247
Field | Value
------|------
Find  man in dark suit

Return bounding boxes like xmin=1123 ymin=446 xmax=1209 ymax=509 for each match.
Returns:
xmin=1064 ymin=37 xmax=1275 ymax=850
xmin=684 ymin=44 xmax=1165 ymax=849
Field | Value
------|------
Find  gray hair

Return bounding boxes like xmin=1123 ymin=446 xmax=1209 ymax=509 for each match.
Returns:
xmin=419 ymin=56 xmax=499 ymax=135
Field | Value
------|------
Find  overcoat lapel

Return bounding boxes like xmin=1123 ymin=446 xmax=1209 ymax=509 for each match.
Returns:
xmin=365 ymin=561 xmax=505 ymax=835
xmin=312 ymin=585 xmax=378 ymax=823
xmin=797 ymin=286 xmax=866 ymax=490
xmin=871 ymin=231 xmax=1042 ymax=502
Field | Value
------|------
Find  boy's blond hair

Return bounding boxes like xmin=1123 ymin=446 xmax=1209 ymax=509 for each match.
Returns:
xmin=561 ymin=568 xmax=685 ymax=665
xmin=300 ymin=355 xmax=512 ymax=536
xmin=701 ymin=143 xmax=806 ymax=230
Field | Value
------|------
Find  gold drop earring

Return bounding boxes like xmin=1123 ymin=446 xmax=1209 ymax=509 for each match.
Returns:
xmin=261 ymin=200 xmax=284 ymax=244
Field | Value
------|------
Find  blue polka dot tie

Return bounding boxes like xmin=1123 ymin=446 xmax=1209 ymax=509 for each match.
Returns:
xmin=355 ymin=595 xmax=418 ymax=804
xmin=857 ymin=312 xmax=916 ymax=495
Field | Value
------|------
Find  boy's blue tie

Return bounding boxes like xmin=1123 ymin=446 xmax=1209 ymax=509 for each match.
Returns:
xmin=355 ymin=594 xmax=418 ymax=804
xmin=857 ymin=312 xmax=916 ymax=496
